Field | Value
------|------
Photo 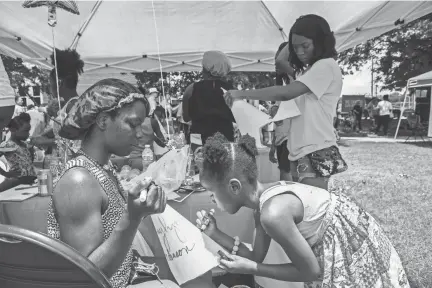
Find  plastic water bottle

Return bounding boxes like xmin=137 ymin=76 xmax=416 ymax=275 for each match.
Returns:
xmin=141 ymin=145 xmax=154 ymax=172
xmin=179 ymin=131 xmax=186 ymax=146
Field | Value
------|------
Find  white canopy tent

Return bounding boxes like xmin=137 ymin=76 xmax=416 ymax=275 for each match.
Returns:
xmin=1 ymin=1 xmax=432 ymax=94
xmin=408 ymin=70 xmax=432 ymax=88
xmin=394 ymin=70 xmax=432 ymax=139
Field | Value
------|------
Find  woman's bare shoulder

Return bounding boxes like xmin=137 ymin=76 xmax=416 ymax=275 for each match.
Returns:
xmin=54 ymin=166 xmax=104 ymax=208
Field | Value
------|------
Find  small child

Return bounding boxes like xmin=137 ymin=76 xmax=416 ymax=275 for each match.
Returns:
xmin=0 ymin=113 xmax=37 ymax=192
xmin=268 ymin=105 xmax=291 ymax=181
xmin=197 ymin=133 xmax=409 ymax=288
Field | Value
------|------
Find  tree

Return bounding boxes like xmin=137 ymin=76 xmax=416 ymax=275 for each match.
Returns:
xmin=338 ymin=13 xmax=432 ymax=91
xmin=1 ymin=54 xmax=51 ymax=97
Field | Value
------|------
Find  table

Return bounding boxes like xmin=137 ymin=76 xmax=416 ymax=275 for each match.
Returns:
xmin=0 ymin=189 xmax=254 ymax=250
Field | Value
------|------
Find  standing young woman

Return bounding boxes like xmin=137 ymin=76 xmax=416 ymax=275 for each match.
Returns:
xmin=224 ymin=15 xmax=347 ymax=190
xmin=197 ymin=133 xmax=409 ymax=288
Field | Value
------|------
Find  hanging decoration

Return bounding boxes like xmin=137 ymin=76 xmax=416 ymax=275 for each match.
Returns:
xmin=22 ymin=1 xmax=80 ymax=27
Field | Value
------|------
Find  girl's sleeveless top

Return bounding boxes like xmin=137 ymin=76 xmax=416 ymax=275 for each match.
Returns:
xmin=47 ymin=158 xmax=132 ymax=288
xmin=259 ymin=181 xmax=331 ymax=246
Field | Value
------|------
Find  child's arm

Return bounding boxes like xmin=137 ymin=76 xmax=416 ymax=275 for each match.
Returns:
xmin=150 ymin=118 xmax=166 ymax=148
xmin=200 ymin=211 xmax=271 ymax=263
xmin=253 ymin=194 xmax=321 ymax=282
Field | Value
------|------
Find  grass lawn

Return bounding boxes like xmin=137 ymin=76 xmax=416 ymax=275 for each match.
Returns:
xmin=331 ymin=141 xmax=432 ymax=288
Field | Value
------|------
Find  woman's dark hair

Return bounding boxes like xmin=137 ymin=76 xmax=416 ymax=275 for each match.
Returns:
xmin=275 ymin=42 xmax=290 ymax=86
xmin=201 ymin=132 xmax=259 ymax=187
xmin=288 ymin=14 xmax=337 ymax=73
xmin=383 ymin=94 xmax=389 ymax=101
xmin=7 ymin=113 xmax=30 ymax=130
xmin=50 ymin=48 xmax=84 ymax=89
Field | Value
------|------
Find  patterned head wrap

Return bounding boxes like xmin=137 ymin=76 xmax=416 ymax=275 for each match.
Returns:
xmin=60 ymin=78 xmax=149 ymax=140
xmin=202 ymin=51 xmax=232 ymax=78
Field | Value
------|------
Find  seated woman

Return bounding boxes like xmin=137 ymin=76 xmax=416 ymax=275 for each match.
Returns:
xmin=0 ymin=113 xmax=37 ymax=192
xmin=47 ymin=79 xmax=213 ymax=288
xmin=196 ymin=133 xmax=409 ymax=288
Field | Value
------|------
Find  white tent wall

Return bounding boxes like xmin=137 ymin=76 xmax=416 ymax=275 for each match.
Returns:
xmin=1 ymin=1 xmax=432 ymax=94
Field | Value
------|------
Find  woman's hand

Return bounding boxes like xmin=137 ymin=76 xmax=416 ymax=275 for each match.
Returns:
xmin=4 ymin=169 xmax=21 ymax=179
xmin=222 ymin=89 xmax=242 ymax=108
xmin=125 ymin=178 xmax=167 ymax=221
xmin=196 ymin=209 xmax=217 ymax=236
xmin=218 ymin=250 xmax=258 ymax=274
xmin=275 ymin=45 xmax=295 ymax=77
xmin=19 ymin=176 xmax=37 ymax=185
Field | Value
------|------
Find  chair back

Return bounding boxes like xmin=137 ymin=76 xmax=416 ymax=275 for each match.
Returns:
xmin=0 ymin=224 xmax=112 ymax=288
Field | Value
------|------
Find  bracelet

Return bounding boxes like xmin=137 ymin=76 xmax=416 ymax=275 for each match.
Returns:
xmin=231 ymin=236 xmax=240 ymax=255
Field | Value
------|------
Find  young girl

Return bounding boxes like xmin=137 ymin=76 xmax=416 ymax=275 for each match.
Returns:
xmin=196 ymin=132 xmax=409 ymax=288
xmin=223 ymin=15 xmax=347 ymax=190
xmin=0 ymin=113 xmax=37 ymax=192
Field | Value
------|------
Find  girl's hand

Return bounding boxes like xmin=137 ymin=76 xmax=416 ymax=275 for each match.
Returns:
xmin=196 ymin=209 xmax=217 ymax=236
xmin=218 ymin=250 xmax=258 ymax=274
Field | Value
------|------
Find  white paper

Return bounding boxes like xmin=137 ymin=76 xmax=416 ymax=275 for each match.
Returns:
xmin=231 ymin=100 xmax=271 ymax=148
xmin=271 ymin=100 xmax=301 ymax=122
xmin=190 ymin=134 xmax=202 ymax=145
xmin=151 ymin=205 xmax=218 ymax=284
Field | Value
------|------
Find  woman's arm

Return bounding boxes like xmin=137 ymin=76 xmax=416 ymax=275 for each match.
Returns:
xmin=182 ymin=84 xmax=194 ymax=122
xmin=53 ymin=168 xmax=142 ymax=278
xmin=232 ymin=82 xmax=310 ymax=102
xmin=253 ymin=194 xmax=321 ymax=282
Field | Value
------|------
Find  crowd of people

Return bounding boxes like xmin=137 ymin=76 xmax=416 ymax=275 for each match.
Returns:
xmin=0 ymin=14 xmax=410 ymax=288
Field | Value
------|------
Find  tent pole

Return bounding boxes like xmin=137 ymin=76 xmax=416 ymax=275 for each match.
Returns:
xmin=394 ymin=86 xmax=408 ymax=139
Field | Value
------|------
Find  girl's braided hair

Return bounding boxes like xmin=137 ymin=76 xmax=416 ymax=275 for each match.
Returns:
xmin=202 ymin=132 xmax=259 ymax=187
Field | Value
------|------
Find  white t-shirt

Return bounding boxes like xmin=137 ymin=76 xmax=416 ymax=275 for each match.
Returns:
xmin=377 ymin=100 xmax=392 ymax=116
xmin=287 ymin=58 xmax=342 ymax=161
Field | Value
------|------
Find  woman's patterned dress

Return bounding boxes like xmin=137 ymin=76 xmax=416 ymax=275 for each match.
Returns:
xmin=47 ymin=158 xmax=133 ymax=288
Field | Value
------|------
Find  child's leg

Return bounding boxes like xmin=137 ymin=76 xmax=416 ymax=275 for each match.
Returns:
xmin=276 ymin=141 xmax=292 ymax=181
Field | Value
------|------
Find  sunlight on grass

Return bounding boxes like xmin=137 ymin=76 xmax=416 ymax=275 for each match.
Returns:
xmin=331 ymin=142 xmax=432 ymax=288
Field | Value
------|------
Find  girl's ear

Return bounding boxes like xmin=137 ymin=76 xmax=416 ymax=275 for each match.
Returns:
xmin=228 ymin=178 xmax=242 ymax=195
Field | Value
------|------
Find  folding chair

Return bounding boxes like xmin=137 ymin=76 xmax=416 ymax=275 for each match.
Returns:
xmin=0 ymin=224 xmax=112 ymax=288
xmin=405 ymin=113 xmax=429 ymax=143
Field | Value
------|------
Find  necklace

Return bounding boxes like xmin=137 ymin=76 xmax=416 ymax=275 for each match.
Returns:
xmin=77 ymin=149 xmax=117 ymax=177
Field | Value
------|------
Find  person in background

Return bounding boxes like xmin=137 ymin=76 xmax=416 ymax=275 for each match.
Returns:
xmin=269 ymin=106 xmax=292 ymax=181
xmin=223 ymin=15 xmax=347 ymax=190
xmin=182 ymin=50 xmax=236 ymax=146
xmin=197 ymin=133 xmax=409 ymax=288
xmin=12 ymin=96 xmax=27 ymax=118
xmin=375 ymin=94 xmax=393 ymax=136
xmin=173 ymin=99 xmax=191 ymax=140
xmin=147 ymin=87 xmax=159 ymax=115
xmin=111 ymin=104 xmax=167 ymax=170
xmin=26 ymin=104 xmax=47 ymax=137
xmin=351 ymin=100 xmax=363 ymax=132
xmin=366 ymin=97 xmax=379 ymax=130
xmin=0 ymin=56 xmax=16 ymax=139
xmin=30 ymin=49 xmax=84 ymax=164
xmin=48 ymin=78 xmax=212 ymax=288
xmin=0 ymin=113 xmax=37 ymax=192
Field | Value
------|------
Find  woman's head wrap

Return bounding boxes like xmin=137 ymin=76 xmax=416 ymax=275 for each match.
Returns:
xmin=60 ymin=78 xmax=149 ymax=140
xmin=202 ymin=51 xmax=232 ymax=78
